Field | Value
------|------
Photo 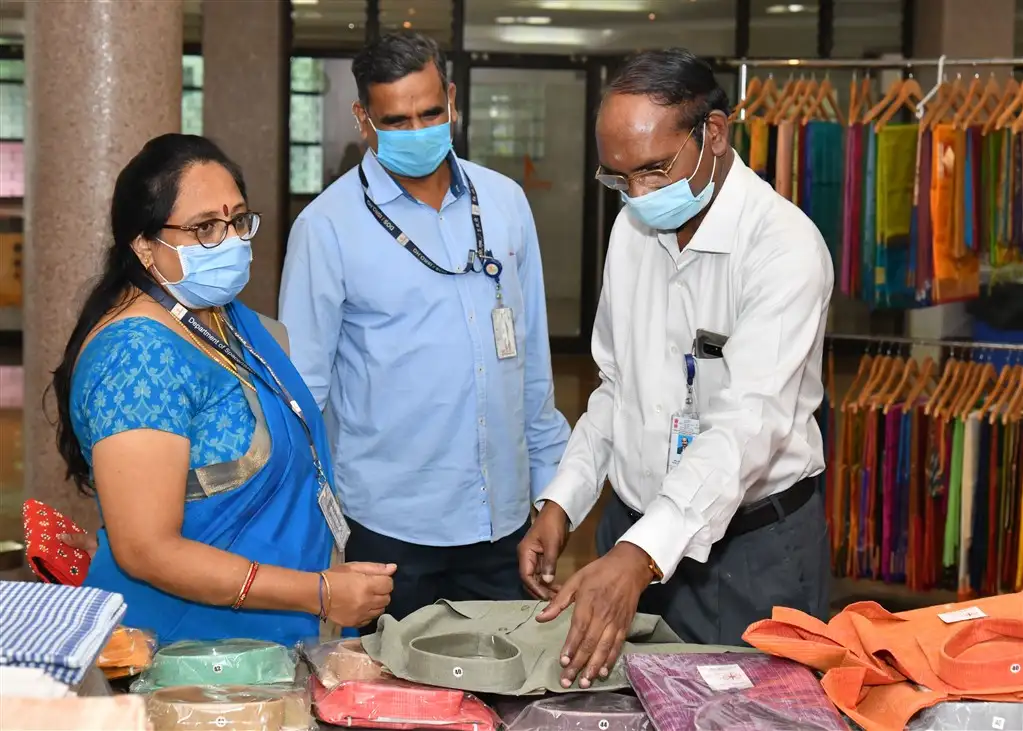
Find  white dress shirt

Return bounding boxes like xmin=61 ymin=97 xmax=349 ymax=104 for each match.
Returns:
xmin=540 ymin=153 xmax=834 ymax=583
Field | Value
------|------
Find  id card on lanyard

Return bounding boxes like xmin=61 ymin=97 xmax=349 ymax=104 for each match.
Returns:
xmin=358 ymin=163 xmax=517 ymax=360
xmin=667 ymin=353 xmax=701 ymax=472
xmin=130 ymin=272 xmax=351 ymax=554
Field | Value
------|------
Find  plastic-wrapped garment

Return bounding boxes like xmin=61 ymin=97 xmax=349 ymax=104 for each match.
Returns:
xmin=497 ymin=692 xmax=652 ymax=731
xmin=98 ymin=627 xmax=157 ymax=680
xmin=0 ymin=695 xmax=149 ymax=730
xmin=311 ymin=676 xmax=500 ymax=730
xmin=146 ymin=685 xmax=312 ymax=731
xmin=907 ymin=700 xmax=1023 ymax=730
xmin=624 ymin=653 xmax=847 ymax=731
xmin=131 ymin=639 xmax=296 ymax=692
xmin=300 ymin=637 xmax=387 ymax=690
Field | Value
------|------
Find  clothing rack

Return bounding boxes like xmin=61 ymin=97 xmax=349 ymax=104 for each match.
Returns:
xmin=725 ymin=56 xmax=1023 ymax=106
xmin=826 ymin=333 xmax=1023 ymax=353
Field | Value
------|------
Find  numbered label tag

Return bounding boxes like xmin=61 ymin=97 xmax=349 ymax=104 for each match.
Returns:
xmin=667 ymin=413 xmax=700 ymax=472
xmin=318 ymin=486 xmax=351 ymax=554
xmin=492 ymin=306 xmax=518 ymax=360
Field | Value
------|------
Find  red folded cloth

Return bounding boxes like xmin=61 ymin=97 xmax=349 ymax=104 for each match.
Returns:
xmin=22 ymin=500 xmax=90 ymax=586
xmin=311 ymin=676 xmax=500 ymax=730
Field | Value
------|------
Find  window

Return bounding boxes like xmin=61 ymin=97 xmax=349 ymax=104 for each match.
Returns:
xmin=177 ymin=55 xmax=327 ymax=195
xmin=0 ymin=59 xmax=25 ymax=199
xmin=469 ymin=80 xmax=547 ymax=160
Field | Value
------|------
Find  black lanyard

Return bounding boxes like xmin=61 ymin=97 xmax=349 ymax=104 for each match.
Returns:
xmin=358 ymin=163 xmax=504 ymax=284
xmin=130 ymin=271 xmax=330 ymax=491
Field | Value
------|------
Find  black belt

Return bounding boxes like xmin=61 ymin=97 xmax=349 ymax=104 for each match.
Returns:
xmin=616 ymin=477 xmax=816 ymax=540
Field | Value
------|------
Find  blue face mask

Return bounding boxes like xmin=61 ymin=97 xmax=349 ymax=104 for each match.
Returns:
xmin=371 ymin=105 xmax=453 ymax=178
xmin=621 ymin=126 xmax=717 ymax=231
xmin=156 ymin=236 xmax=252 ymax=309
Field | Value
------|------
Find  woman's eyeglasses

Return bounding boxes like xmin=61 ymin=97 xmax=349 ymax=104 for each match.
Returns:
xmin=162 ymin=211 xmax=261 ymax=249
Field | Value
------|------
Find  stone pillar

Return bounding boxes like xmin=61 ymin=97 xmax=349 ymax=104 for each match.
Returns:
xmin=907 ymin=0 xmax=1015 ymax=350
xmin=23 ymin=0 xmax=183 ymax=532
xmin=202 ymin=0 xmax=290 ymax=319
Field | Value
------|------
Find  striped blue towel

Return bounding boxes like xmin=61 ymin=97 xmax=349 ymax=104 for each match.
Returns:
xmin=0 ymin=581 xmax=126 ymax=685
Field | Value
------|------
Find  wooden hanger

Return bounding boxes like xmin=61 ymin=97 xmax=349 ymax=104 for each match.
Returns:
xmin=952 ymin=74 xmax=984 ymax=129
xmin=983 ymin=77 xmax=1020 ymax=135
xmin=925 ymin=349 xmax=962 ymax=416
xmin=841 ymin=352 xmax=874 ymax=412
xmin=941 ymin=354 xmax=981 ymax=421
xmin=903 ymin=356 xmax=936 ymax=410
xmin=922 ymin=75 xmax=965 ymax=132
xmin=960 ymin=73 xmax=1002 ymax=128
xmin=884 ymin=357 xmax=918 ymax=413
xmin=789 ymin=77 xmax=820 ymax=123
xmin=958 ymin=360 xmax=996 ymax=419
xmin=848 ymin=75 xmax=861 ymax=125
xmin=993 ymin=79 xmax=1023 ymax=130
xmin=862 ymin=78 xmax=904 ymax=124
xmin=871 ymin=352 xmax=907 ymax=408
xmin=730 ymin=77 xmax=763 ymax=120
xmin=849 ymin=349 xmax=886 ymax=413
xmin=982 ymin=360 xmax=1015 ymax=423
xmin=745 ymin=75 xmax=780 ymax=118
xmin=854 ymin=348 xmax=897 ymax=412
xmin=1003 ymin=363 xmax=1023 ymax=425
xmin=802 ymin=76 xmax=845 ymax=125
xmin=994 ymin=361 xmax=1023 ymax=424
xmin=875 ymin=76 xmax=924 ymax=132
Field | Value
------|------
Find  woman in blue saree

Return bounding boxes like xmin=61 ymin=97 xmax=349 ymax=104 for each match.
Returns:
xmin=50 ymin=134 xmax=394 ymax=646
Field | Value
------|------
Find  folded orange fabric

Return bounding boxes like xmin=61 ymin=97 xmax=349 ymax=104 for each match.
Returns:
xmin=743 ymin=593 xmax=1023 ymax=731
xmin=97 ymin=627 xmax=156 ymax=679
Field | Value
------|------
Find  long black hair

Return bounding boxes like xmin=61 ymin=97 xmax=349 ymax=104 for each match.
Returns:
xmin=51 ymin=133 xmax=247 ymax=496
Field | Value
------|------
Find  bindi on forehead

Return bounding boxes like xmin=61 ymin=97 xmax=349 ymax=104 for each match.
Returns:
xmin=223 ymin=204 xmax=229 ymax=217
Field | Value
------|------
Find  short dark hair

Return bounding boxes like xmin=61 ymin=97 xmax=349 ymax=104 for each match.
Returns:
xmin=607 ymin=49 xmax=730 ymax=143
xmin=352 ymin=31 xmax=448 ymax=107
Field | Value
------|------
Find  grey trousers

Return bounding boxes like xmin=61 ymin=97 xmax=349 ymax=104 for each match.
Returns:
xmin=597 ymin=487 xmax=830 ymax=647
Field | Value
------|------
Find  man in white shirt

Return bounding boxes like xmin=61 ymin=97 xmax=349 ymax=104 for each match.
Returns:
xmin=518 ymin=49 xmax=833 ymax=689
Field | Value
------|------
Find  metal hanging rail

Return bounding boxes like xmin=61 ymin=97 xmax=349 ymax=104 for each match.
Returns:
xmin=720 ymin=57 xmax=1023 ymax=70
xmin=826 ymin=333 xmax=1023 ymax=353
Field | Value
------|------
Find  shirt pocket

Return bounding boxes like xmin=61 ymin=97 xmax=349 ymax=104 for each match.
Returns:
xmin=693 ymin=356 xmax=727 ymax=417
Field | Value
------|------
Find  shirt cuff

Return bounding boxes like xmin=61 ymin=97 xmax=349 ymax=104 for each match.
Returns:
xmin=529 ymin=463 xmax=560 ymax=505
xmin=616 ymin=497 xmax=696 ymax=583
xmin=535 ymin=470 xmax=598 ymax=531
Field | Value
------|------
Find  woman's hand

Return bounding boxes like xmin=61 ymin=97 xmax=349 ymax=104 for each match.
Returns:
xmin=59 ymin=533 xmax=98 ymax=559
xmin=323 ymin=562 xmax=396 ymax=627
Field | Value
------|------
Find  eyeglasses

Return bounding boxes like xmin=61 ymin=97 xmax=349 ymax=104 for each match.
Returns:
xmin=594 ymin=126 xmax=697 ymax=193
xmin=162 ymin=211 xmax=261 ymax=248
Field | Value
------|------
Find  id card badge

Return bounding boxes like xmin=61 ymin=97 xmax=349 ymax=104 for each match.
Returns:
xmin=667 ymin=353 xmax=701 ymax=473
xmin=317 ymin=486 xmax=351 ymax=554
xmin=492 ymin=306 xmax=518 ymax=360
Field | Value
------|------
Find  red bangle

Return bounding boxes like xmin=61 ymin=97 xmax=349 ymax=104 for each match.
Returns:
xmin=232 ymin=561 xmax=260 ymax=610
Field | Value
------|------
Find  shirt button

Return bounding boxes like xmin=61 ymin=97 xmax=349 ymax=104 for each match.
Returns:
xmin=478 ymin=417 xmax=485 ymax=426
xmin=670 ymin=345 xmax=679 ymax=355
xmin=469 ymin=313 xmax=475 ymax=322
xmin=477 ymin=366 xmax=484 ymax=374
xmin=675 ymin=280 xmax=683 ymax=289
xmin=644 ymin=468 xmax=652 ymax=477
xmin=655 ymin=404 xmax=662 ymax=414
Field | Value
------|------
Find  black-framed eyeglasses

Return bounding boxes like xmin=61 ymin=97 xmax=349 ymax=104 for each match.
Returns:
xmin=162 ymin=211 xmax=261 ymax=248
xmin=594 ymin=126 xmax=698 ymax=193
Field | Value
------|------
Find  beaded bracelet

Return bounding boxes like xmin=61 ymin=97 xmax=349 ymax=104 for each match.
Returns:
xmin=232 ymin=561 xmax=260 ymax=610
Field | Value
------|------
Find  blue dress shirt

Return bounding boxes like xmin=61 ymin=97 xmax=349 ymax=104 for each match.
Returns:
xmin=279 ymin=151 xmax=570 ymax=547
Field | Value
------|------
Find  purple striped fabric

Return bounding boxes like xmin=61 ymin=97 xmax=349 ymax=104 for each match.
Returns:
xmin=624 ymin=653 xmax=847 ymax=731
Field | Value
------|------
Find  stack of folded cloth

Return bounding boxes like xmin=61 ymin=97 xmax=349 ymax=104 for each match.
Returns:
xmin=97 ymin=627 xmax=156 ymax=680
xmin=305 ymin=638 xmax=502 ymax=730
xmin=131 ymin=639 xmax=297 ymax=691
xmin=625 ymin=652 xmax=848 ymax=730
xmin=0 ymin=581 xmax=125 ymax=686
xmin=742 ymin=593 xmax=1023 ymax=731
xmin=146 ymin=685 xmax=311 ymax=731
xmin=497 ymin=692 xmax=653 ymax=731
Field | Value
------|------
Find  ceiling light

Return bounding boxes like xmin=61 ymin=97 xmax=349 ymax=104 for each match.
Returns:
xmin=495 ymin=16 xmax=552 ymax=25
xmin=535 ymin=0 xmax=648 ymax=11
xmin=291 ymin=0 xmax=318 ymax=4
xmin=766 ymin=2 xmax=807 ymax=11
xmin=408 ymin=7 xmax=416 ymax=15
xmin=648 ymin=12 xmax=656 ymax=20
xmin=348 ymin=22 xmax=356 ymax=29
xmin=403 ymin=20 xmax=412 ymax=28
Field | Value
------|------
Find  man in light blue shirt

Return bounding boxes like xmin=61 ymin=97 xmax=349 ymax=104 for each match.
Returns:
xmin=279 ymin=31 xmax=569 ymax=625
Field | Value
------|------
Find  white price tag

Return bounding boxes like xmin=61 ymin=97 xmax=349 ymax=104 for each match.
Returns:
xmin=318 ymin=486 xmax=350 ymax=554
xmin=697 ymin=664 xmax=754 ymax=692
xmin=492 ymin=306 xmax=518 ymax=360
xmin=937 ymin=606 xmax=987 ymax=624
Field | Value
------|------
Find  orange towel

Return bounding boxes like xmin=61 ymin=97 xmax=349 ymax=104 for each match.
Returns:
xmin=743 ymin=593 xmax=1023 ymax=731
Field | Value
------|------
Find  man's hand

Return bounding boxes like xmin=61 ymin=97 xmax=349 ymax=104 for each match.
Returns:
xmin=536 ymin=542 xmax=653 ymax=689
xmin=518 ymin=501 xmax=570 ymax=599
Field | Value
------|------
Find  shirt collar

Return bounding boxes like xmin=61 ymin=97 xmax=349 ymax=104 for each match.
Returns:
xmin=360 ymin=149 xmax=467 ymax=205
xmin=657 ymin=149 xmax=750 ymax=256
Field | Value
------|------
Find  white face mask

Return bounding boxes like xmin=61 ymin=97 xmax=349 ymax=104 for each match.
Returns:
xmin=154 ymin=236 xmax=253 ymax=309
